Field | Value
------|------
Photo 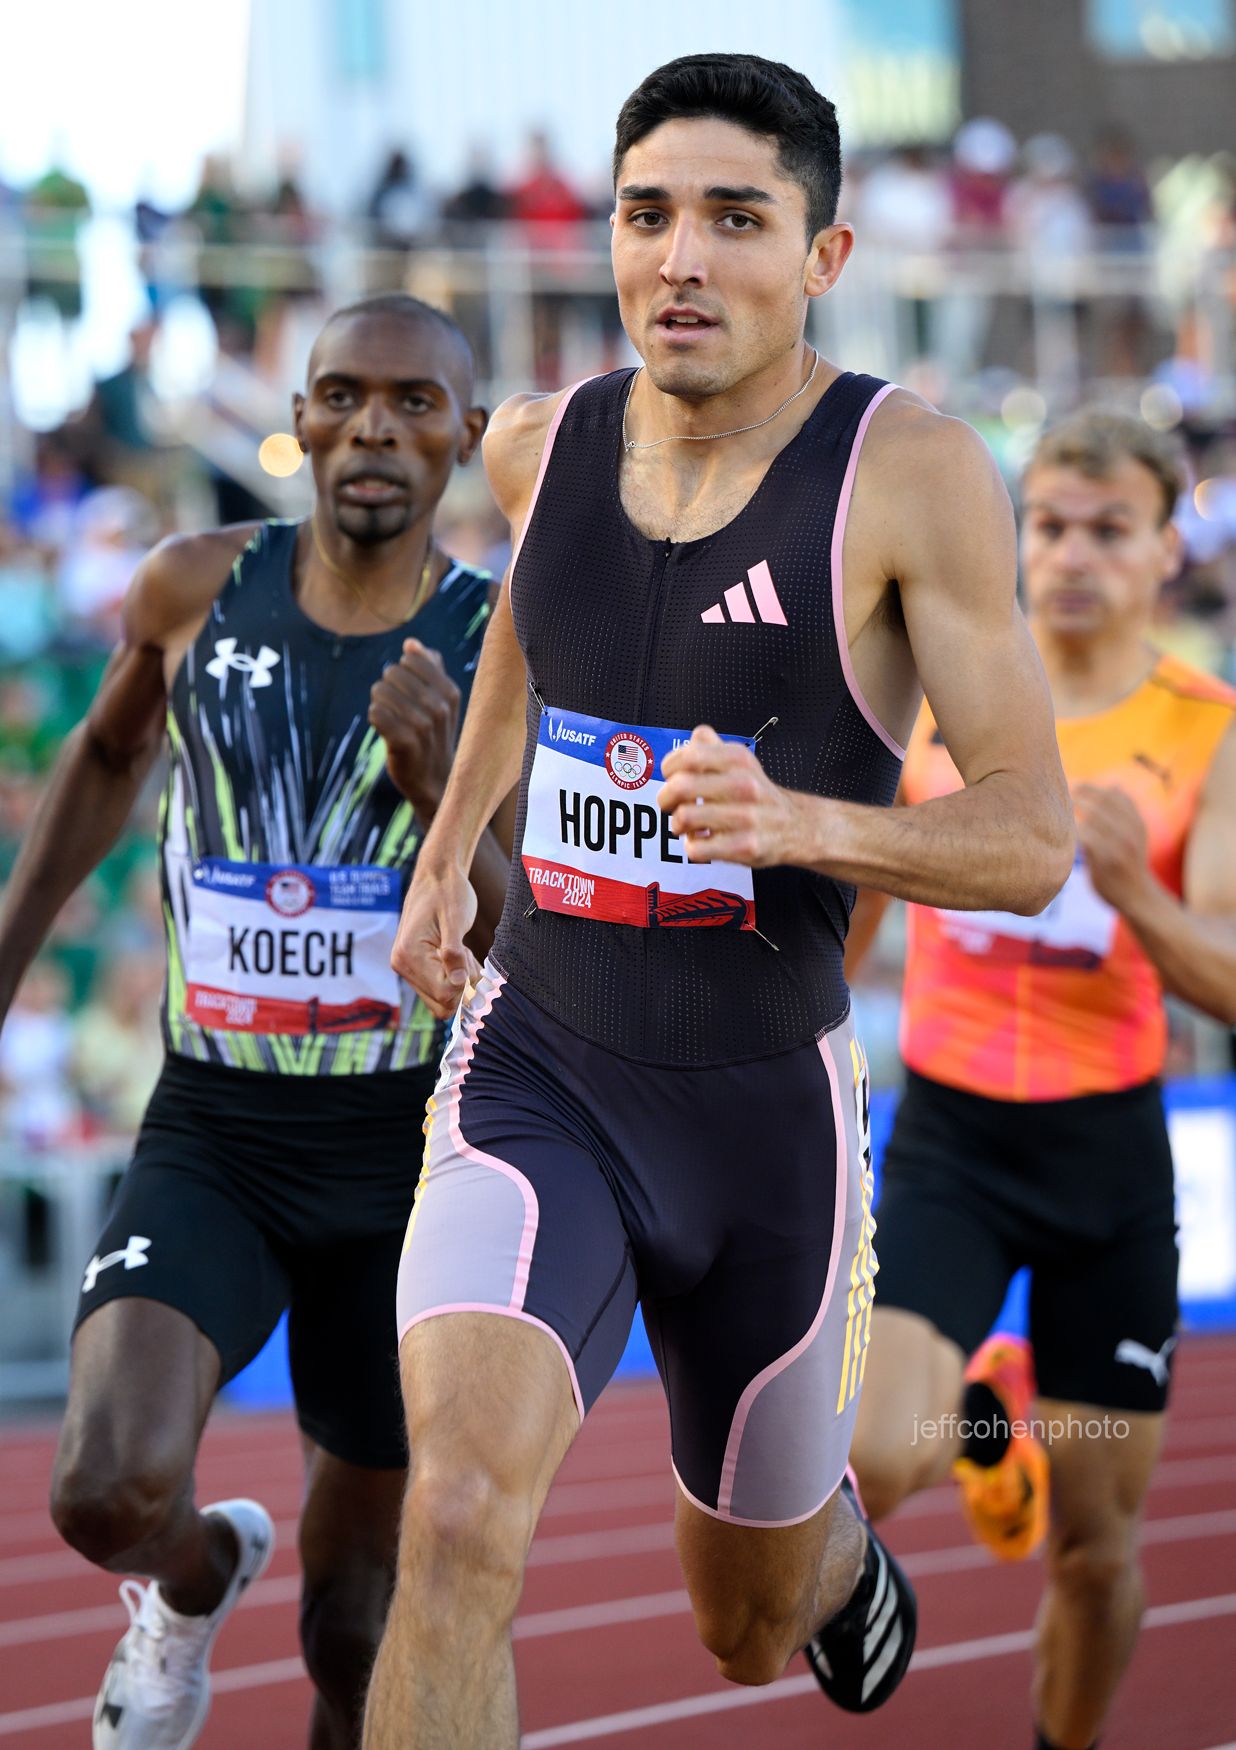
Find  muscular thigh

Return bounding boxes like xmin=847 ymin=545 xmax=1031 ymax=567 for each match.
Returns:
xmin=299 ymin=1437 xmax=405 ymax=1595
xmin=637 ymin=1017 xmax=874 ymax=1529
xmin=288 ymin=1221 xmax=410 ymax=1471
xmin=1030 ymin=1083 xmax=1179 ymax=1414
xmin=74 ymin=1118 xmax=290 ymax=1389
xmin=397 ymin=968 xmax=639 ymax=1422
xmin=871 ymin=1071 xmax=1023 ymax=1358
xmin=57 ymin=1296 xmax=221 ymax=1492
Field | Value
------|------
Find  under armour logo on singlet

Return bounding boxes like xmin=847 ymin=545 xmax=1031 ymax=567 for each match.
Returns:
xmin=206 ymin=638 xmax=281 ymax=689
xmin=701 ymin=560 xmax=787 ymax=625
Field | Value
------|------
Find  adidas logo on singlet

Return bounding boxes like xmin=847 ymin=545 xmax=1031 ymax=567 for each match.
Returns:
xmin=701 ymin=560 xmax=787 ymax=625
xmin=205 ymin=638 xmax=281 ymax=689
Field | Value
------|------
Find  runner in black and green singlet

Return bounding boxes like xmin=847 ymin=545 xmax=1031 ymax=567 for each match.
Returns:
xmin=0 ymin=295 xmax=507 ymax=1750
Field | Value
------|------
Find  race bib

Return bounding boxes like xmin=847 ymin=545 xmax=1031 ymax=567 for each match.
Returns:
xmin=935 ymin=857 xmax=1118 ymax=969
xmin=521 ymin=706 xmax=756 ymax=929
xmin=184 ymin=858 xmax=403 ymax=1033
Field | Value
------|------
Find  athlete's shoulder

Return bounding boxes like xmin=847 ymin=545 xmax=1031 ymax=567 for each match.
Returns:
xmin=482 ymin=391 xmax=569 ymax=520
xmin=1150 ymin=650 xmax=1236 ymax=715
xmin=124 ymin=522 xmax=265 ymax=648
xmin=858 ymin=387 xmax=1000 ymax=489
xmin=483 ymin=374 xmax=616 ymax=524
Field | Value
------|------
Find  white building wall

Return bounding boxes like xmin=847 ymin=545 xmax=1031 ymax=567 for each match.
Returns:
xmin=243 ymin=0 xmax=846 ymax=212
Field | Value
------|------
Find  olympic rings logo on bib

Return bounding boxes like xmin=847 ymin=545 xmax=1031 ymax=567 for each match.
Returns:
xmin=605 ymin=732 xmax=654 ymax=791
xmin=266 ymin=869 xmax=315 ymax=917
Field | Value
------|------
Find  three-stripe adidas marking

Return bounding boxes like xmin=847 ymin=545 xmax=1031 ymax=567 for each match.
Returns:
xmin=860 ymin=1540 xmax=904 ymax=1705
xmin=701 ymin=560 xmax=787 ymax=625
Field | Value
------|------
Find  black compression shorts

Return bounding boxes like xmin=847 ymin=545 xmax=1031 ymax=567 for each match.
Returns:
xmin=73 ymin=1054 xmax=432 ymax=1468
xmin=872 ymin=1069 xmax=1179 ymax=1413
xmin=397 ymin=963 xmax=876 ymax=1527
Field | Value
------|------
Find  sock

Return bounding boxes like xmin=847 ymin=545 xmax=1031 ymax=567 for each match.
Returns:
xmin=818 ymin=1521 xmax=880 ymax=1638
xmin=1035 ymin=1732 xmax=1098 ymax=1750
xmin=960 ymin=1380 xmax=1013 ymax=1467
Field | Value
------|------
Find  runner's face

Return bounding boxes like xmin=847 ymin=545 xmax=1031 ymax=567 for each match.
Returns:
xmin=611 ymin=118 xmax=846 ymax=399
xmin=1021 ymin=461 xmax=1181 ymax=642
xmin=294 ymin=314 xmax=484 ymax=547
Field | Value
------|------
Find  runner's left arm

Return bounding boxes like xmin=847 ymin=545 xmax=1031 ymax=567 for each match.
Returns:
xmin=1074 ymin=720 xmax=1236 ymax=1025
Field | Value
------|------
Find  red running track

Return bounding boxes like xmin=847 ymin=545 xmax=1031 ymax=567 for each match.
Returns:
xmin=2 ymin=1336 xmax=1235 ymax=1748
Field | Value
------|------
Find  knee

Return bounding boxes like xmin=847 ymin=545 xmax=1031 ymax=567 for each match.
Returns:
xmin=301 ymin=1569 xmax=392 ymax=1705
xmin=50 ymin=1442 xmax=184 ymax=1566
xmin=401 ymin=1465 xmax=532 ymax=1621
xmin=1047 ymin=1528 xmax=1137 ymax=1609
xmin=696 ymin=1602 xmax=800 ymax=1687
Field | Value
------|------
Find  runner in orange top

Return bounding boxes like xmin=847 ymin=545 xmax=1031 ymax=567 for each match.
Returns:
xmin=901 ymin=648 xmax=1233 ymax=1102
xmin=849 ymin=411 xmax=1236 ymax=1750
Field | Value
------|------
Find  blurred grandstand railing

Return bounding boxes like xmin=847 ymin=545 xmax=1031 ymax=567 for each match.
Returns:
xmin=2 ymin=216 xmax=1234 ymax=506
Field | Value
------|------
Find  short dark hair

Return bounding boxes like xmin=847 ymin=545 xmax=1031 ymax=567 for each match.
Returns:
xmin=1027 ymin=410 xmax=1185 ymax=525
xmin=613 ymin=53 xmax=842 ymax=239
xmin=319 ymin=293 xmax=474 ymax=377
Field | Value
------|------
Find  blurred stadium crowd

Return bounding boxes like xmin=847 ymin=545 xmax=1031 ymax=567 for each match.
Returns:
xmin=1 ymin=116 xmax=1235 ymax=1154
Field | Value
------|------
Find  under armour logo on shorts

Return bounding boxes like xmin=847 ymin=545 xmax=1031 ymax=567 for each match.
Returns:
xmin=82 ymin=1235 xmax=152 ymax=1294
xmin=206 ymin=638 xmax=281 ymax=689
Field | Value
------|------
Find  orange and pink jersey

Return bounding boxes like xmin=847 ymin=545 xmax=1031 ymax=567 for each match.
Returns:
xmin=899 ymin=653 xmax=1236 ymax=1102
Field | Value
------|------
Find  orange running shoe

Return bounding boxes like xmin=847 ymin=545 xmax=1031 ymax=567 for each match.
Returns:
xmin=953 ymin=1333 xmax=1049 ymax=1563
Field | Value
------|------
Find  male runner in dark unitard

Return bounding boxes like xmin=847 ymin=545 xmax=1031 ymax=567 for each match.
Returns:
xmin=0 ymin=294 xmax=510 ymax=1750
xmin=364 ymin=57 xmax=1074 ymax=1747
xmin=849 ymin=412 xmax=1236 ymax=1750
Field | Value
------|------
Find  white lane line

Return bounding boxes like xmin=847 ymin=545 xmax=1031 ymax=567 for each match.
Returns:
xmin=6 ymin=1499 xmax=1236 ymax=1605
xmin=0 ymin=1582 xmax=694 ymax=1654
xmin=7 ymin=1508 xmax=1236 ymax=1657
xmin=5 ymin=1591 xmax=1233 ymax=1744
xmin=520 ymin=1592 xmax=1236 ymax=1747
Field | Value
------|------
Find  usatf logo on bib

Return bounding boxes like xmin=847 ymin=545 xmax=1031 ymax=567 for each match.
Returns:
xmin=605 ymin=732 xmax=653 ymax=790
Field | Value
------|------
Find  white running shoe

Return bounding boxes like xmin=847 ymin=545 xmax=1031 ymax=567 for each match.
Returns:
xmin=92 ymin=1498 xmax=274 ymax=1749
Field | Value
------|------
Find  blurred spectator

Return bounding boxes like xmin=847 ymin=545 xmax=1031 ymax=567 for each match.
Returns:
xmin=72 ymin=952 xmax=164 ymax=1135
xmin=23 ymin=161 xmax=89 ymax=321
xmin=1009 ymin=135 xmax=1093 ymax=392
xmin=856 ymin=144 xmax=951 ymax=362
xmin=1087 ymin=126 xmax=1154 ymax=376
xmin=0 ymin=959 xmax=77 ymax=1148
xmin=940 ymin=118 xmax=1017 ymax=382
xmin=1010 ymin=135 xmax=1092 ymax=263
xmin=0 ymin=520 xmax=57 ymax=660
xmin=508 ymin=131 xmax=594 ymax=386
xmin=1088 ymin=126 xmax=1153 ymax=242
xmin=508 ymin=130 xmax=591 ymax=243
xmin=367 ymin=148 xmax=429 ymax=251
xmin=56 ymin=486 xmax=157 ymax=644
xmin=950 ymin=117 xmax=1016 ymax=237
xmin=857 ymin=144 xmax=951 ymax=251
xmin=10 ymin=431 xmax=93 ymax=552
xmin=442 ymin=147 xmax=509 ymax=234
xmin=188 ymin=155 xmax=265 ymax=355
xmin=83 ymin=322 xmax=185 ymax=509
xmin=188 ymin=153 xmax=243 ymax=247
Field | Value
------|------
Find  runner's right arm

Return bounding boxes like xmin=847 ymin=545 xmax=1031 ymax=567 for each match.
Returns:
xmin=0 ymin=530 xmax=250 ymax=1028
xmin=391 ymin=391 xmax=561 ymax=1017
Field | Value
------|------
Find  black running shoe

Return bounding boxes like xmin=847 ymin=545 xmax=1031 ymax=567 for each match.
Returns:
xmin=803 ymin=1473 xmax=917 ymax=1713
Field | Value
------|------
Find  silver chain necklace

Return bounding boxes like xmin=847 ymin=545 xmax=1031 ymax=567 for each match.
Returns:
xmin=622 ymin=349 xmax=819 ymax=454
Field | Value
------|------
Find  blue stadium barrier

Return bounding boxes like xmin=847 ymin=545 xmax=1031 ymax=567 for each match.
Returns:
xmin=225 ymin=1073 xmax=1236 ymax=1408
